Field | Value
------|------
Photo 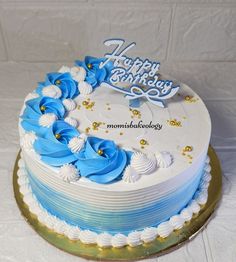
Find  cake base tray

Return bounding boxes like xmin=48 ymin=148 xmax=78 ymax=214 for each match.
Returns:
xmin=13 ymin=146 xmax=222 ymax=261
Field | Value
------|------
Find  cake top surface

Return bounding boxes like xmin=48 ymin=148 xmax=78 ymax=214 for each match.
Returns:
xmin=19 ymin=39 xmax=211 ymax=190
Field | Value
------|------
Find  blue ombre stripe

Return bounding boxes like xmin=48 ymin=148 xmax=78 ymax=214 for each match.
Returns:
xmin=27 ymin=167 xmax=203 ymax=235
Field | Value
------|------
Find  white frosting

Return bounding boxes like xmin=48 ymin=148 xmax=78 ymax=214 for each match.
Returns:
xmin=122 ymin=165 xmax=140 ymax=183
xmin=58 ymin=164 xmax=80 ymax=183
xmin=62 ymin=98 xmax=76 ymax=111
xmin=65 ymin=226 xmax=80 ymax=240
xmin=130 ymin=152 xmax=157 ymax=175
xmin=53 ymin=220 xmax=68 ymax=235
xmin=140 ymin=227 xmax=158 ymax=243
xmin=20 ymin=132 xmax=37 ymax=151
xmin=96 ymin=233 xmax=112 ymax=247
xmin=58 ymin=65 xmax=70 ymax=73
xmin=24 ymin=92 xmax=39 ymax=102
xmin=188 ymin=200 xmax=201 ymax=214
xmin=157 ymin=222 xmax=174 ymax=238
xmin=180 ymin=208 xmax=192 ymax=221
xmin=17 ymin=156 xmax=211 ymax=247
xmin=68 ymin=134 xmax=86 ymax=153
xmin=127 ymin=231 xmax=142 ymax=247
xmin=169 ymin=215 xmax=185 ymax=230
xmin=155 ymin=151 xmax=173 ymax=168
xmin=78 ymin=81 xmax=93 ymax=95
xmin=42 ymin=85 xmax=62 ymax=99
xmin=111 ymin=234 xmax=127 ymax=248
xmin=64 ymin=117 xmax=78 ymax=127
xmin=39 ymin=113 xmax=57 ymax=127
xmin=79 ymin=230 xmax=98 ymax=244
xmin=71 ymin=66 xmax=86 ymax=82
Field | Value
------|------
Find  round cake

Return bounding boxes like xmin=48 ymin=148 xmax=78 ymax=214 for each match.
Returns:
xmin=18 ymin=56 xmax=211 ymax=248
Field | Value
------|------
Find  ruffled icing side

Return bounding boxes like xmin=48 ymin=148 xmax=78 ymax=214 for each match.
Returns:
xmin=17 ymin=154 xmax=211 ymax=248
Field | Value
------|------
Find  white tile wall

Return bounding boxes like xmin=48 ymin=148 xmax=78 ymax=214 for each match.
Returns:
xmin=169 ymin=6 xmax=236 ymax=61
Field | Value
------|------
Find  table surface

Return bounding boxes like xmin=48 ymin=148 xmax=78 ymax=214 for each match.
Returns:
xmin=0 ymin=62 xmax=235 ymax=262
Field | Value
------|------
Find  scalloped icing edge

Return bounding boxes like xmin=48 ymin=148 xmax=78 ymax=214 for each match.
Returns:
xmin=16 ymin=155 xmax=211 ymax=248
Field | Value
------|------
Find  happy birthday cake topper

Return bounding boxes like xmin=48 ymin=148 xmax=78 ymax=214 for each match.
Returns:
xmin=100 ymin=39 xmax=179 ymax=108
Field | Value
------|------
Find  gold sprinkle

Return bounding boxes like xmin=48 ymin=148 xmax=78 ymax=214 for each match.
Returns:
xmin=105 ymin=130 xmax=109 ymax=133
xmin=85 ymin=127 xmax=90 ymax=133
xmin=107 ymin=107 xmax=111 ymax=110
xmin=119 ymin=132 xmax=123 ymax=136
xmin=97 ymin=149 xmax=103 ymax=156
xmin=106 ymin=103 xmax=110 ymax=106
xmin=40 ymin=105 xmax=46 ymax=112
xmin=92 ymin=122 xmax=99 ymax=128
xmin=185 ymin=95 xmax=192 ymax=101
xmin=133 ymin=109 xmax=139 ymax=115
xmin=141 ymin=146 xmax=145 ymax=149
xmin=55 ymin=133 xmax=61 ymax=139
xmin=82 ymin=101 xmax=89 ymax=106
xmin=55 ymin=80 xmax=61 ymax=85
xmin=184 ymin=146 xmax=193 ymax=152
xmin=77 ymin=105 xmax=81 ymax=110
xmin=140 ymin=139 xmax=147 ymax=146
xmin=87 ymin=63 xmax=93 ymax=69
xmin=168 ymin=119 xmax=182 ymax=127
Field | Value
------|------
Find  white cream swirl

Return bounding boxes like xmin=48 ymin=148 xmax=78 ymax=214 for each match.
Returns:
xmin=130 ymin=152 xmax=157 ymax=175
xmin=58 ymin=164 xmax=80 ymax=182
xmin=157 ymin=221 xmax=174 ymax=238
xmin=65 ymin=226 xmax=80 ymax=240
xmin=78 ymin=81 xmax=93 ymax=95
xmin=24 ymin=92 xmax=39 ymax=102
xmin=111 ymin=234 xmax=127 ymax=248
xmin=58 ymin=65 xmax=70 ymax=73
xmin=96 ymin=233 xmax=112 ymax=247
xmin=140 ymin=227 xmax=158 ymax=243
xmin=68 ymin=134 xmax=87 ymax=153
xmin=127 ymin=231 xmax=142 ymax=247
xmin=64 ymin=117 xmax=78 ymax=128
xmin=79 ymin=230 xmax=98 ymax=244
xmin=180 ymin=208 xmax=192 ymax=221
xmin=62 ymin=98 xmax=76 ymax=111
xmin=169 ymin=215 xmax=184 ymax=230
xmin=20 ymin=132 xmax=37 ymax=151
xmin=155 ymin=151 xmax=173 ymax=168
xmin=42 ymin=85 xmax=62 ymax=99
xmin=39 ymin=113 xmax=57 ymax=127
xmin=71 ymin=66 xmax=86 ymax=82
xmin=122 ymin=165 xmax=140 ymax=183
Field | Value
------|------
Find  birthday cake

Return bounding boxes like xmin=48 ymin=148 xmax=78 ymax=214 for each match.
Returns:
xmin=18 ymin=40 xmax=211 ymax=248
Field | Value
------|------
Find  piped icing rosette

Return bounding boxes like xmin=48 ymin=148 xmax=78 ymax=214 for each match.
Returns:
xmin=33 ymin=121 xmax=80 ymax=166
xmin=20 ymin=96 xmax=65 ymax=135
xmin=76 ymin=137 xmax=132 ymax=184
xmin=75 ymin=56 xmax=113 ymax=89
xmin=36 ymin=72 xmax=79 ymax=99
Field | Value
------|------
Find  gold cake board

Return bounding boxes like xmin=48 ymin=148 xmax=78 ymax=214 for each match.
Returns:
xmin=13 ymin=146 xmax=222 ymax=261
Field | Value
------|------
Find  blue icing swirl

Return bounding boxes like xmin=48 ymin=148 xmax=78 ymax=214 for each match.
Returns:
xmin=36 ymin=72 xmax=79 ymax=99
xmin=75 ymin=56 xmax=113 ymax=88
xmin=21 ymin=97 xmax=65 ymax=135
xmin=76 ymin=137 xmax=132 ymax=184
xmin=34 ymin=121 xmax=80 ymax=166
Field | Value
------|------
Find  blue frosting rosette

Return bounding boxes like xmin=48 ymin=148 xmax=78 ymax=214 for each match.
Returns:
xmin=75 ymin=56 xmax=113 ymax=88
xmin=36 ymin=72 xmax=79 ymax=99
xmin=76 ymin=137 xmax=132 ymax=184
xmin=21 ymin=97 xmax=65 ymax=135
xmin=34 ymin=120 xmax=80 ymax=166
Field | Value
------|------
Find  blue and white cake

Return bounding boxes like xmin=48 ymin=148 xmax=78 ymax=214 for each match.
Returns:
xmin=18 ymin=55 xmax=211 ymax=248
